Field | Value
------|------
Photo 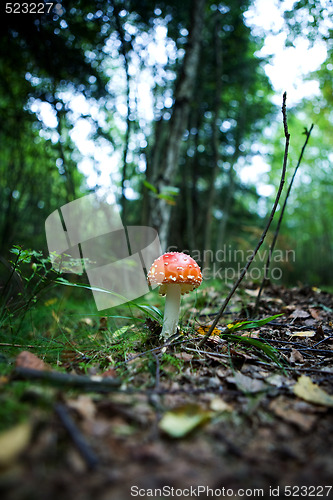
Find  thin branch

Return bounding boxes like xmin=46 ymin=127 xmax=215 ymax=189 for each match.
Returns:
xmin=313 ymin=334 xmax=333 ymax=348
xmin=55 ymin=403 xmax=99 ymax=469
xmin=198 ymin=92 xmax=290 ymax=347
xmin=255 ymin=123 xmax=314 ymax=312
xmin=14 ymin=367 xmax=121 ymax=390
xmin=152 ymin=351 xmax=161 ymax=390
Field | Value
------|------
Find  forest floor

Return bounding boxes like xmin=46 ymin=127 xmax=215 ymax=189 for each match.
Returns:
xmin=0 ymin=284 xmax=333 ymax=500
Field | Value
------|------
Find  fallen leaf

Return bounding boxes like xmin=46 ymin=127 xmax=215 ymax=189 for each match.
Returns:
xmin=266 ymin=374 xmax=289 ymax=388
xmin=240 ymin=331 xmax=260 ymax=339
xmin=78 ymin=317 xmax=94 ymax=327
xmin=226 ymin=372 xmax=267 ymax=393
xmin=16 ymin=351 xmax=49 ymax=371
xmin=101 ymin=368 xmax=118 ymax=378
xmin=209 ymin=397 xmax=233 ymax=413
xmin=66 ymin=395 xmax=96 ymax=420
xmin=244 ymin=288 xmax=260 ymax=297
xmin=265 ymin=297 xmax=284 ymax=305
xmin=0 ymin=422 xmax=32 ymax=467
xmin=290 ymin=309 xmax=310 ymax=319
xmin=289 ymin=330 xmax=315 ymax=337
xmin=159 ymin=404 xmax=211 ymax=438
xmin=313 ymin=324 xmax=325 ymax=341
xmin=289 ymin=349 xmax=304 ymax=364
xmin=293 ymin=375 xmax=333 ymax=407
xmin=304 ymin=318 xmax=316 ymax=327
xmin=309 ymin=308 xmax=321 ymax=320
xmin=174 ymin=352 xmax=194 ymax=362
xmin=269 ymin=396 xmax=317 ymax=431
xmin=205 ymin=352 xmax=229 ymax=363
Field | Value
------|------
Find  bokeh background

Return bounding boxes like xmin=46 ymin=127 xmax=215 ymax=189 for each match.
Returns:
xmin=1 ymin=0 xmax=332 ymax=287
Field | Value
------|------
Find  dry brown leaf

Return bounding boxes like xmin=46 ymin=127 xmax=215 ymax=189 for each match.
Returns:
xmin=66 ymin=395 xmax=96 ymax=420
xmin=289 ymin=348 xmax=304 ymax=364
xmin=309 ymin=308 xmax=321 ymax=320
xmin=290 ymin=309 xmax=310 ymax=319
xmin=174 ymin=352 xmax=194 ymax=362
xmin=15 ymin=351 xmax=49 ymax=371
xmin=101 ymin=368 xmax=118 ymax=378
xmin=205 ymin=352 xmax=229 ymax=363
xmin=269 ymin=396 xmax=317 ymax=431
xmin=241 ymin=330 xmax=260 ymax=339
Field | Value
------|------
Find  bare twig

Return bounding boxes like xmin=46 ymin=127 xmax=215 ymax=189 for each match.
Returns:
xmin=149 ymin=352 xmax=163 ymax=440
xmin=55 ymin=403 xmax=99 ymax=469
xmin=14 ymin=367 xmax=121 ymax=391
xmin=313 ymin=335 xmax=333 ymax=348
xmin=152 ymin=351 xmax=161 ymax=390
xmin=255 ymin=123 xmax=314 ymax=312
xmin=271 ymin=347 xmax=333 ymax=356
xmin=120 ymin=337 xmax=205 ymax=366
xmin=198 ymin=93 xmax=290 ymax=347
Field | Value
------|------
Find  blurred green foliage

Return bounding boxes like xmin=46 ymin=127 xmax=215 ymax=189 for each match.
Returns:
xmin=0 ymin=0 xmax=332 ymax=285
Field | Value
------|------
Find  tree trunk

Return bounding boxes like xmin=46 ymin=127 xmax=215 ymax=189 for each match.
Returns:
xmin=113 ymin=2 xmax=132 ymax=225
xmin=148 ymin=0 xmax=206 ymax=251
xmin=203 ymin=12 xmax=223 ymax=269
xmin=215 ymin=161 xmax=236 ymax=251
xmin=56 ymin=109 xmax=76 ymax=202
xmin=215 ymin=92 xmax=247 ymax=252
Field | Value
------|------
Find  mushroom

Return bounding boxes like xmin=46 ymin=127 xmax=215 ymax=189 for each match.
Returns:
xmin=147 ymin=252 xmax=202 ymax=340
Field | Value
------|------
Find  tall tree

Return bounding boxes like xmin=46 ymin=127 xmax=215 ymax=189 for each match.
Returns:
xmin=147 ymin=0 xmax=206 ymax=250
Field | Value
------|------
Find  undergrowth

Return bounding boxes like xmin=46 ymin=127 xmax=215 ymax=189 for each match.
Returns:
xmin=0 ymin=247 xmax=286 ymax=431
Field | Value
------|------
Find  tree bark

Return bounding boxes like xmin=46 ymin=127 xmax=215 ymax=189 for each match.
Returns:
xmin=148 ymin=0 xmax=206 ymax=251
xmin=112 ymin=2 xmax=132 ymax=225
xmin=203 ymin=12 xmax=223 ymax=269
xmin=215 ymin=92 xmax=247 ymax=252
xmin=56 ymin=108 xmax=76 ymax=202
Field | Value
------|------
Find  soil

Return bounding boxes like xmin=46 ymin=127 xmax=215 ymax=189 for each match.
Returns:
xmin=0 ymin=284 xmax=332 ymax=500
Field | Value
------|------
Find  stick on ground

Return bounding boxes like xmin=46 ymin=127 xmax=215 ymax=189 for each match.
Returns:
xmin=14 ymin=367 xmax=121 ymax=391
xmin=55 ymin=403 xmax=99 ymax=470
xmin=198 ymin=92 xmax=290 ymax=347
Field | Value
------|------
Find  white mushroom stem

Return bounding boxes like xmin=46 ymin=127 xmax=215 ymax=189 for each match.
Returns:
xmin=160 ymin=284 xmax=181 ymax=340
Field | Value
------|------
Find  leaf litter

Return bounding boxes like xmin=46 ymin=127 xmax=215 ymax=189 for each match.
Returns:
xmin=0 ymin=284 xmax=333 ymax=500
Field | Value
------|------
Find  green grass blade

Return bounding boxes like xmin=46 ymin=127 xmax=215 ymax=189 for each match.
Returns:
xmin=55 ymin=278 xmax=163 ymax=322
xmin=227 ymin=314 xmax=283 ymax=332
xmin=220 ymin=332 xmax=283 ymax=367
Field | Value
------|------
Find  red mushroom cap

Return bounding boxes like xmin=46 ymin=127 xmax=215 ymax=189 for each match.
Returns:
xmin=147 ymin=252 xmax=202 ymax=296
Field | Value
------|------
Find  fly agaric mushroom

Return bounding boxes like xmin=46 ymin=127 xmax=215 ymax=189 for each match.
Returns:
xmin=147 ymin=252 xmax=202 ymax=340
